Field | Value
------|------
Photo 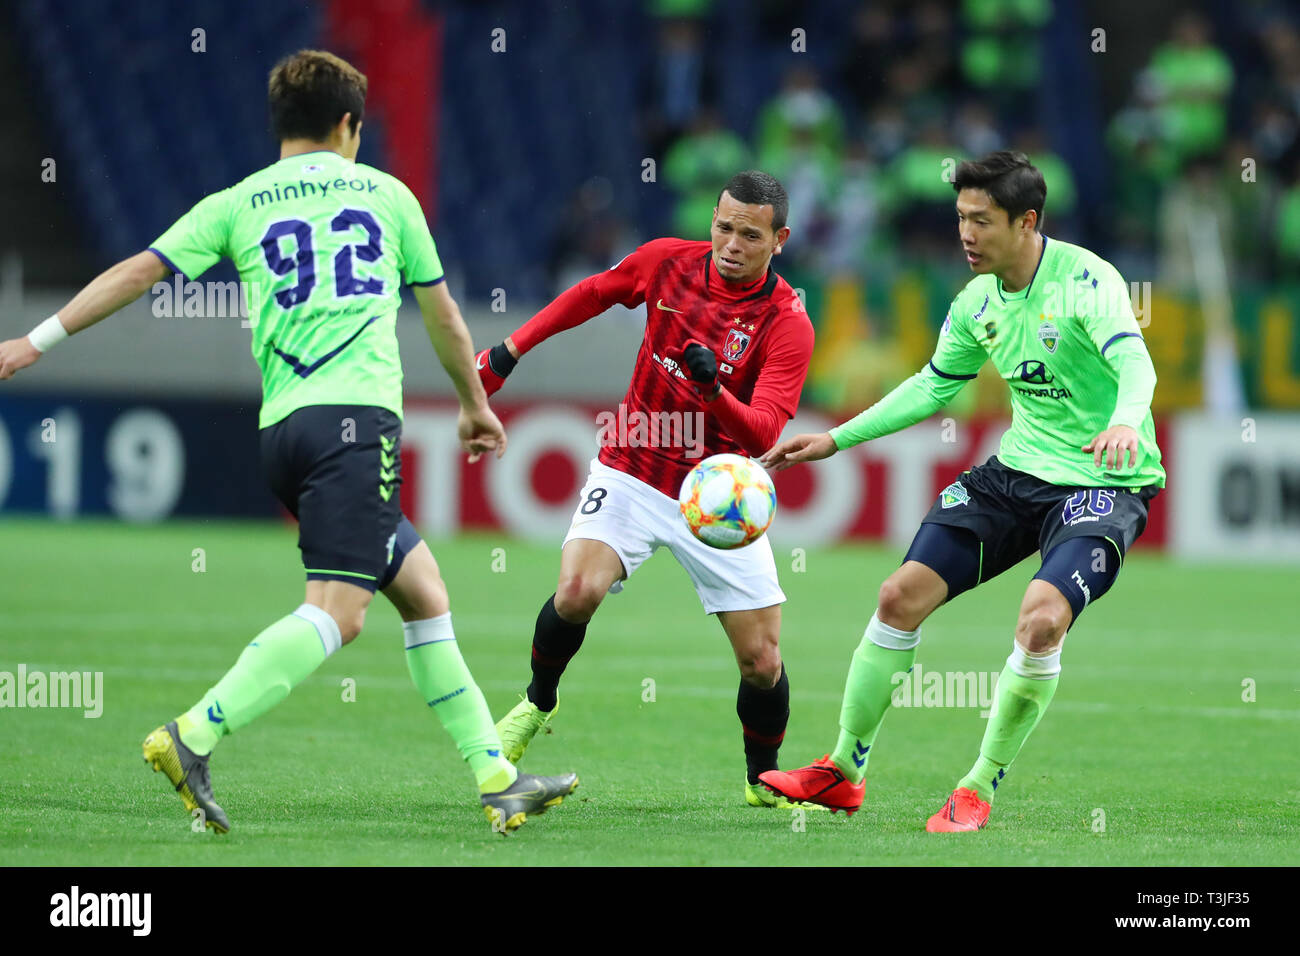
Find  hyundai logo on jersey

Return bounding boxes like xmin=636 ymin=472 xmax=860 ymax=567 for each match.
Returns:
xmin=1015 ymin=360 xmax=1054 ymax=385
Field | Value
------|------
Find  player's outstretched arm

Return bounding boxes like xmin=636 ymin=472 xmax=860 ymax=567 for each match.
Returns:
xmin=473 ymin=241 xmax=669 ymax=397
xmin=0 ymin=251 xmax=168 ymax=380
xmin=413 ymin=281 xmax=506 ymax=463
xmin=758 ymin=432 xmax=837 ymax=472
xmin=473 ymin=277 xmax=617 ymax=398
xmin=759 ymin=363 xmax=973 ymax=472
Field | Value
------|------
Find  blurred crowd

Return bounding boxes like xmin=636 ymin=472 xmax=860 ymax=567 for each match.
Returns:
xmin=648 ymin=0 xmax=1073 ymax=283
xmin=1110 ymin=9 xmax=1300 ymax=287
xmin=549 ymin=1 xmax=1300 ymax=296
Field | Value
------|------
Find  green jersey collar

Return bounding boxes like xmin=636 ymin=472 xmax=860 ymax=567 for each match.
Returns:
xmin=996 ymin=234 xmax=1049 ymax=303
xmin=274 ymin=149 xmax=347 ymax=166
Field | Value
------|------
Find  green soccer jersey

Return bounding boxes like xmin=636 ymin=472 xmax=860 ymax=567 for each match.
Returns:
xmin=831 ymin=236 xmax=1166 ymax=490
xmin=149 ymin=150 xmax=444 ymax=427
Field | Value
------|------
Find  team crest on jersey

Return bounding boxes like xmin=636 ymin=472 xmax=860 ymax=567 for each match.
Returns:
xmin=723 ymin=329 xmax=752 ymax=363
xmin=1038 ymin=319 xmax=1060 ymax=354
xmin=940 ymin=480 xmax=970 ymax=509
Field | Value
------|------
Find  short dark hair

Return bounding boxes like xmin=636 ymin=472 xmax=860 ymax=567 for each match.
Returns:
xmin=953 ymin=150 xmax=1047 ymax=228
xmin=269 ymin=50 xmax=367 ymax=142
xmin=718 ymin=170 xmax=789 ymax=231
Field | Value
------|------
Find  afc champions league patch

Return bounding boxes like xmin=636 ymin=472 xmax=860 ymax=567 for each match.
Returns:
xmin=723 ymin=328 xmax=752 ymax=363
xmin=1038 ymin=319 xmax=1060 ymax=354
xmin=940 ymin=480 xmax=971 ymax=509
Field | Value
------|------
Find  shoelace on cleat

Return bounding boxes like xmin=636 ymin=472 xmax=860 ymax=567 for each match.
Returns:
xmin=510 ymin=708 xmax=551 ymax=735
xmin=813 ymin=756 xmax=842 ymax=780
xmin=948 ymin=789 xmax=982 ymax=822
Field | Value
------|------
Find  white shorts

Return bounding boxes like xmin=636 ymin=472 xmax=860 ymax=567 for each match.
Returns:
xmin=561 ymin=458 xmax=786 ymax=615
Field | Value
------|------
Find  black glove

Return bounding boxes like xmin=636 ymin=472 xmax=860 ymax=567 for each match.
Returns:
xmin=681 ymin=341 xmax=719 ymax=396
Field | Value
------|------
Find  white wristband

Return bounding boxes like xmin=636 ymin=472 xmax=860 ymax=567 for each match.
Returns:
xmin=27 ymin=314 xmax=68 ymax=352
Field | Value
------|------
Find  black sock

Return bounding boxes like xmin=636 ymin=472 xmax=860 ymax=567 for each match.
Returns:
xmin=525 ymin=594 xmax=587 ymax=712
xmin=737 ymin=665 xmax=789 ymax=784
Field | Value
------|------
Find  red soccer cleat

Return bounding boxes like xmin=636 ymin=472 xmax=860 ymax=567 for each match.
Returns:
xmin=925 ymin=787 xmax=992 ymax=832
xmin=758 ymin=755 xmax=865 ymax=816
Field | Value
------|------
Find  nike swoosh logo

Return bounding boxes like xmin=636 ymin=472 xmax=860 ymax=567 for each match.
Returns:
xmin=656 ymin=299 xmax=683 ymax=313
xmin=476 ymin=354 xmax=486 ymax=370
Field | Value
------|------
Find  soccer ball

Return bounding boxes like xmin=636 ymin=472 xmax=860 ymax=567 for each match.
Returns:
xmin=678 ymin=453 xmax=777 ymax=549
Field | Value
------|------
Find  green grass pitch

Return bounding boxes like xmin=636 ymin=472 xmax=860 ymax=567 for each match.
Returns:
xmin=1 ymin=517 xmax=1296 ymax=866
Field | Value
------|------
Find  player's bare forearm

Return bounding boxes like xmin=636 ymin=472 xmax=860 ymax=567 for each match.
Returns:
xmin=58 ymin=251 xmax=170 ymax=335
xmin=759 ymin=432 xmax=837 ymax=472
xmin=413 ymin=282 xmax=491 ymax=408
xmin=0 ymin=251 xmax=167 ymax=380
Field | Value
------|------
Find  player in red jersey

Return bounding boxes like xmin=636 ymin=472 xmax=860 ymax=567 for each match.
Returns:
xmin=476 ymin=171 xmax=817 ymax=807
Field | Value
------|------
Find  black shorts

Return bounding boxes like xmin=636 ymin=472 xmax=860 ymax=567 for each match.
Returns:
xmin=910 ymin=455 xmax=1160 ymax=597
xmin=260 ymin=404 xmax=417 ymax=592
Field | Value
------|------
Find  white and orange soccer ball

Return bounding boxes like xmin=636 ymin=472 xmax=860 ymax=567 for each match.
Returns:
xmin=678 ymin=453 xmax=777 ymax=549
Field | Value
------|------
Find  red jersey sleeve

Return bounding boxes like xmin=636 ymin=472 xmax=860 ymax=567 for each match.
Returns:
xmin=709 ymin=310 xmax=815 ymax=456
xmin=511 ymin=238 xmax=706 ymax=355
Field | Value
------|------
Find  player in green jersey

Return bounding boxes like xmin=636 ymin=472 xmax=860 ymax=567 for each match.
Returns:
xmin=0 ymin=50 xmax=577 ymax=835
xmin=755 ymin=150 xmax=1164 ymax=830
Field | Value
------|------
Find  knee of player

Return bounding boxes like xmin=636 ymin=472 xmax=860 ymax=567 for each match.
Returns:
xmin=738 ymin=649 xmax=783 ymax=688
xmin=554 ymin=575 xmax=603 ymax=622
xmin=877 ymin=577 xmax=923 ymax=630
xmin=332 ymin=605 xmax=368 ymax=645
xmin=1015 ymin=602 xmax=1069 ymax=651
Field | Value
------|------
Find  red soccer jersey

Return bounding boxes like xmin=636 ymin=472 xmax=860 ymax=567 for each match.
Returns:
xmin=512 ymin=238 xmax=815 ymax=497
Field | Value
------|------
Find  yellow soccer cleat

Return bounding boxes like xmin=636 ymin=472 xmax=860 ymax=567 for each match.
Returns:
xmin=142 ymin=721 xmax=230 ymax=833
xmin=494 ymin=695 xmax=557 ymax=765
xmin=745 ymin=777 xmax=830 ymax=811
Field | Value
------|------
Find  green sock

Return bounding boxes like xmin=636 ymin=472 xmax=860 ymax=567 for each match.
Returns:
xmin=959 ymin=644 xmax=1061 ymax=803
xmin=403 ymin=613 xmax=517 ymax=794
xmin=829 ymin=613 xmax=920 ymax=785
xmin=176 ymin=604 xmax=340 ymax=756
